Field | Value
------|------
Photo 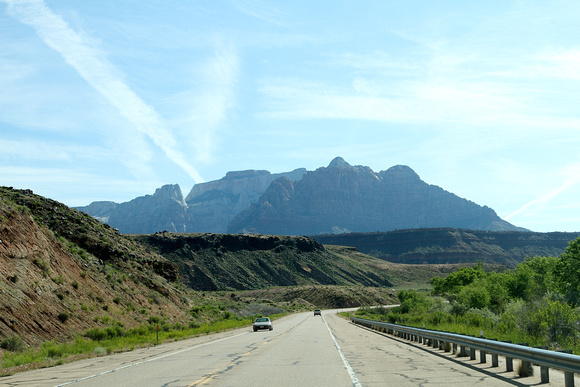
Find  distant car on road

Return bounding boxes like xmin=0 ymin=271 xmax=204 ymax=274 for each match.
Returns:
xmin=314 ymin=309 xmax=321 ymax=316
xmin=253 ymin=317 xmax=273 ymax=331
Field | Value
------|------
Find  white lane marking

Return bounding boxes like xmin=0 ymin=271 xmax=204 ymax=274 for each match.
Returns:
xmin=322 ymin=315 xmax=362 ymax=387
xmin=55 ymin=332 xmax=250 ymax=386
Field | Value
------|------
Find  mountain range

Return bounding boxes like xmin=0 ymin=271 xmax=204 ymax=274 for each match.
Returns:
xmin=77 ymin=157 xmax=525 ymax=235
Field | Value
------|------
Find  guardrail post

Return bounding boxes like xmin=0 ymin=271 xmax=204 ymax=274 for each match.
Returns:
xmin=470 ymin=347 xmax=476 ymax=360
xmin=506 ymin=356 xmax=513 ymax=372
xmin=487 ymin=339 xmax=498 ymax=367
xmin=534 ymin=346 xmax=549 ymax=383
xmin=540 ymin=365 xmax=549 ymax=384
xmin=458 ymin=345 xmax=468 ymax=357
xmin=433 ymin=339 xmax=439 ymax=349
xmin=565 ymin=372 xmax=574 ymax=387
xmin=480 ymin=349 xmax=486 ymax=363
xmin=518 ymin=343 xmax=533 ymax=377
xmin=559 ymin=350 xmax=575 ymax=387
xmin=452 ymin=343 xmax=457 ymax=354
xmin=502 ymin=341 xmax=513 ymax=372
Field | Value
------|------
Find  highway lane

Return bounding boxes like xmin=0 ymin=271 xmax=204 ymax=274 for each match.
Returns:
xmin=2 ymin=309 xmax=570 ymax=386
xmin=2 ymin=312 xmax=355 ymax=387
xmin=70 ymin=311 xmax=354 ymax=387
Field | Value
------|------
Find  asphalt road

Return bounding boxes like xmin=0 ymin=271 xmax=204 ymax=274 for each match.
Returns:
xmin=1 ymin=310 xmax=573 ymax=386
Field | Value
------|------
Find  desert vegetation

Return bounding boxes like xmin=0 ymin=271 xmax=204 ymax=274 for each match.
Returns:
xmin=354 ymin=236 xmax=580 ymax=353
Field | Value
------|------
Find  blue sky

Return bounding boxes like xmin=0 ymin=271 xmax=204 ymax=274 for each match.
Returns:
xmin=1 ymin=0 xmax=579 ymax=232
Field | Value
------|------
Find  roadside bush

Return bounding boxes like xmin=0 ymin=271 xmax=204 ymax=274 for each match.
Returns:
xmin=85 ymin=326 xmax=125 ymax=341
xmin=397 ymin=290 xmax=429 ymax=313
xmin=428 ymin=310 xmax=454 ymax=325
xmin=528 ymin=299 xmax=579 ymax=346
xmin=0 ymin=336 xmax=26 ymax=352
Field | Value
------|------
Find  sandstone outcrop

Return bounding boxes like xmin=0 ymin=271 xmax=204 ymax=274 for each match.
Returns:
xmin=228 ymin=157 xmax=526 ymax=235
xmin=185 ymin=168 xmax=306 ymax=232
xmin=78 ymin=184 xmax=190 ymax=234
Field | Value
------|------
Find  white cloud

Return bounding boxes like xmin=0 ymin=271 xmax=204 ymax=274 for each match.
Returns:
xmin=231 ymin=0 xmax=286 ymax=26
xmin=534 ymin=48 xmax=580 ymax=81
xmin=169 ymin=36 xmax=239 ymax=163
xmin=0 ymin=139 xmax=107 ymax=161
xmin=3 ymin=0 xmax=204 ymax=183
xmin=257 ymin=76 xmax=524 ymax=129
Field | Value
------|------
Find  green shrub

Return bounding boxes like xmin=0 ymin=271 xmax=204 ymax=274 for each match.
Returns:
xmin=85 ymin=328 xmax=107 ymax=341
xmin=58 ymin=313 xmax=69 ymax=323
xmin=85 ymin=325 xmax=125 ymax=341
xmin=457 ymin=280 xmax=490 ymax=309
xmin=0 ymin=336 xmax=26 ymax=352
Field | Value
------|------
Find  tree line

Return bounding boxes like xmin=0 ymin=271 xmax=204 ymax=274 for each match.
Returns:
xmin=356 ymin=236 xmax=580 ymax=352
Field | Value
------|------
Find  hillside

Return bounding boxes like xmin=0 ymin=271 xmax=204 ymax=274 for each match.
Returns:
xmin=131 ymin=233 xmax=394 ymax=291
xmin=313 ymin=228 xmax=580 ymax=266
xmin=0 ymin=187 xmax=192 ymax=347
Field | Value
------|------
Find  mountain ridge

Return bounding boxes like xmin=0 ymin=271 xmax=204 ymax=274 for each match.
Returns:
xmin=77 ymin=158 xmax=526 ymax=235
xmin=228 ymin=158 xmax=523 ymax=235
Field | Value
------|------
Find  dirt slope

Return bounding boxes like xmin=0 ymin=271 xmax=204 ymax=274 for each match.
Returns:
xmin=0 ymin=187 xmax=192 ymax=348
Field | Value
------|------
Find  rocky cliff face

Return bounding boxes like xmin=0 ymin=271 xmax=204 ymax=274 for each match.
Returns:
xmin=78 ymin=157 xmax=525 ymax=235
xmin=228 ymin=157 xmax=525 ymax=235
xmin=77 ymin=169 xmax=307 ymax=234
xmin=185 ymin=168 xmax=306 ymax=232
xmin=97 ymin=184 xmax=190 ymax=234
xmin=75 ymin=201 xmax=118 ymax=223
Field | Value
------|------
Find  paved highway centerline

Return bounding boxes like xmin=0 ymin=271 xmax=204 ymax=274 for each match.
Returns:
xmin=322 ymin=314 xmax=362 ymax=387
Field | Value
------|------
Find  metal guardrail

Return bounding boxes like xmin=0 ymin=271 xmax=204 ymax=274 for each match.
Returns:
xmin=351 ymin=317 xmax=580 ymax=386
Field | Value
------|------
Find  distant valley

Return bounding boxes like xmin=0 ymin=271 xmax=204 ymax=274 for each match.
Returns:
xmin=77 ymin=157 xmax=525 ymax=235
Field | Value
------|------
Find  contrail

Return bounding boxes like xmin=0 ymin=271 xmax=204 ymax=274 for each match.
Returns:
xmin=3 ymin=0 xmax=205 ymax=183
xmin=505 ymin=173 xmax=580 ymax=221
